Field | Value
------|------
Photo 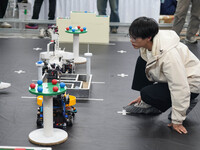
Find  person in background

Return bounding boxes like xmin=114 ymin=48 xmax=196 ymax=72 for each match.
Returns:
xmin=160 ymin=0 xmax=177 ymax=15
xmin=172 ymin=0 xmax=200 ymax=44
xmin=0 ymin=0 xmax=12 ymax=28
xmin=18 ymin=0 xmax=28 ymax=2
xmin=97 ymin=0 xmax=120 ymax=33
xmin=0 ymin=1 xmax=12 ymax=89
xmin=25 ymin=0 xmax=56 ymax=29
xmin=123 ymin=17 xmax=200 ymax=134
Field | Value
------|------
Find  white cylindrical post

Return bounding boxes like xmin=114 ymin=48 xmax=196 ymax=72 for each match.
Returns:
xmin=43 ymin=96 xmax=53 ymax=137
xmin=73 ymin=34 xmax=79 ymax=62
xmin=84 ymin=52 xmax=93 ymax=82
xmin=36 ymin=61 xmax=44 ymax=80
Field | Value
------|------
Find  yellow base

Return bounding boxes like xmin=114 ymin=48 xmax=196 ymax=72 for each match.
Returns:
xmin=37 ymin=95 xmax=76 ymax=107
xmin=37 ymin=96 xmax=43 ymax=106
xmin=66 ymin=95 xmax=76 ymax=106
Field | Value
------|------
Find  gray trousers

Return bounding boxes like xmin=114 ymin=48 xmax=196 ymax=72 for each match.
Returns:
xmin=0 ymin=0 xmax=8 ymax=18
xmin=172 ymin=0 xmax=200 ymax=38
xmin=97 ymin=0 xmax=120 ymax=29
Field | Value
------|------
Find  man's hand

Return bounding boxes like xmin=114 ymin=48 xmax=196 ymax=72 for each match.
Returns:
xmin=128 ymin=96 xmax=142 ymax=105
xmin=168 ymin=123 xmax=188 ymax=134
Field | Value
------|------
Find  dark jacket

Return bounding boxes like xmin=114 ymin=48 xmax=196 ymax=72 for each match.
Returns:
xmin=160 ymin=0 xmax=177 ymax=15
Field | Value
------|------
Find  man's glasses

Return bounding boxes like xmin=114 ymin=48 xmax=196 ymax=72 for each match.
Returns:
xmin=128 ymin=34 xmax=137 ymax=42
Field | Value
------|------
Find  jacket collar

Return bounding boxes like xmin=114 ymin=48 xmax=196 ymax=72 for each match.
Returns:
xmin=140 ymin=30 xmax=180 ymax=67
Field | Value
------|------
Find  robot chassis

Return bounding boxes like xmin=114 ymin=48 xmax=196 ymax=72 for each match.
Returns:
xmin=39 ymin=25 xmax=92 ymax=98
xmin=36 ymin=93 xmax=77 ymax=128
xmin=36 ymin=27 xmax=77 ymax=128
xmin=40 ymin=26 xmax=75 ymax=81
xmin=36 ymin=26 xmax=92 ymax=128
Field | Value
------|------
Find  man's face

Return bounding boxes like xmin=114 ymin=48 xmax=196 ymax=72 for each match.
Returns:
xmin=130 ymin=37 xmax=149 ymax=49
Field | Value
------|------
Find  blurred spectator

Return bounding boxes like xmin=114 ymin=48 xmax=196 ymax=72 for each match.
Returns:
xmin=25 ymin=0 xmax=56 ymax=29
xmin=172 ymin=0 xmax=200 ymax=44
xmin=18 ymin=0 xmax=28 ymax=2
xmin=97 ymin=0 xmax=120 ymax=33
xmin=160 ymin=0 xmax=177 ymax=15
xmin=0 ymin=0 xmax=12 ymax=28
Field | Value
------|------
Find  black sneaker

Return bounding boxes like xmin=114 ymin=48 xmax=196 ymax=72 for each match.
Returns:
xmin=111 ymin=28 xmax=117 ymax=34
xmin=185 ymin=36 xmax=198 ymax=44
xmin=123 ymin=101 xmax=162 ymax=114
xmin=25 ymin=23 xmax=38 ymax=29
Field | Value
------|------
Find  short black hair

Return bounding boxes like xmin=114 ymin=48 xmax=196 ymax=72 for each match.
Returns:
xmin=129 ymin=16 xmax=159 ymax=41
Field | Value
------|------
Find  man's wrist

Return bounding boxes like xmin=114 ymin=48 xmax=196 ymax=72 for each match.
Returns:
xmin=172 ymin=120 xmax=183 ymax=124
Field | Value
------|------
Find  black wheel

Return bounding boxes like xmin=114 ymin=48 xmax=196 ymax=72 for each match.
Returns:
xmin=66 ymin=115 xmax=73 ymax=126
xmin=36 ymin=118 xmax=43 ymax=128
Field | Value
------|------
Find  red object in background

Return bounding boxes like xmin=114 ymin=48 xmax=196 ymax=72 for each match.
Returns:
xmin=53 ymin=86 xmax=59 ymax=92
xmin=77 ymin=26 xmax=81 ymax=29
xmin=52 ymin=79 xmax=57 ymax=85
xmin=30 ymin=83 xmax=36 ymax=89
xmin=15 ymin=148 xmax=26 ymax=150
xmin=66 ymin=27 xmax=69 ymax=30
xmin=80 ymin=28 xmax=84 ymax=32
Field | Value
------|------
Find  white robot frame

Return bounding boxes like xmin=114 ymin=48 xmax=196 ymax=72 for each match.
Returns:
xmin=37 ymin=27 xmax=92 ymax=98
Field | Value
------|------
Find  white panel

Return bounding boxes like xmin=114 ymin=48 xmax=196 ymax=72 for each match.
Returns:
xmin=57 ymin=12 xmax=109 ymax=44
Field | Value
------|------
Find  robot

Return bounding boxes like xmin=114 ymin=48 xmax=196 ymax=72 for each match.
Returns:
xmin=42 ymin=59 xmax=75 ymax=82
xmin=36 ymin=93 xmax=77 ymax=128
xmin=39 ymin=25 xmax=75 ymax=82
xmin=39 ymin=24 xmax=58 ymax=38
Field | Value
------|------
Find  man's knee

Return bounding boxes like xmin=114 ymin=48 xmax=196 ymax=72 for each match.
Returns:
xmin=140 ymin=87 xmax=170 ymax=112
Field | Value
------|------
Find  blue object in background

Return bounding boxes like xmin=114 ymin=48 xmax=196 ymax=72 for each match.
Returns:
xmin=37 ymin=61 xmax=43 ymax=64
xmin=160 ymin=0 xmax=177 ymax=15
xmin=161 ymin=0 xmax=165 ymax=3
